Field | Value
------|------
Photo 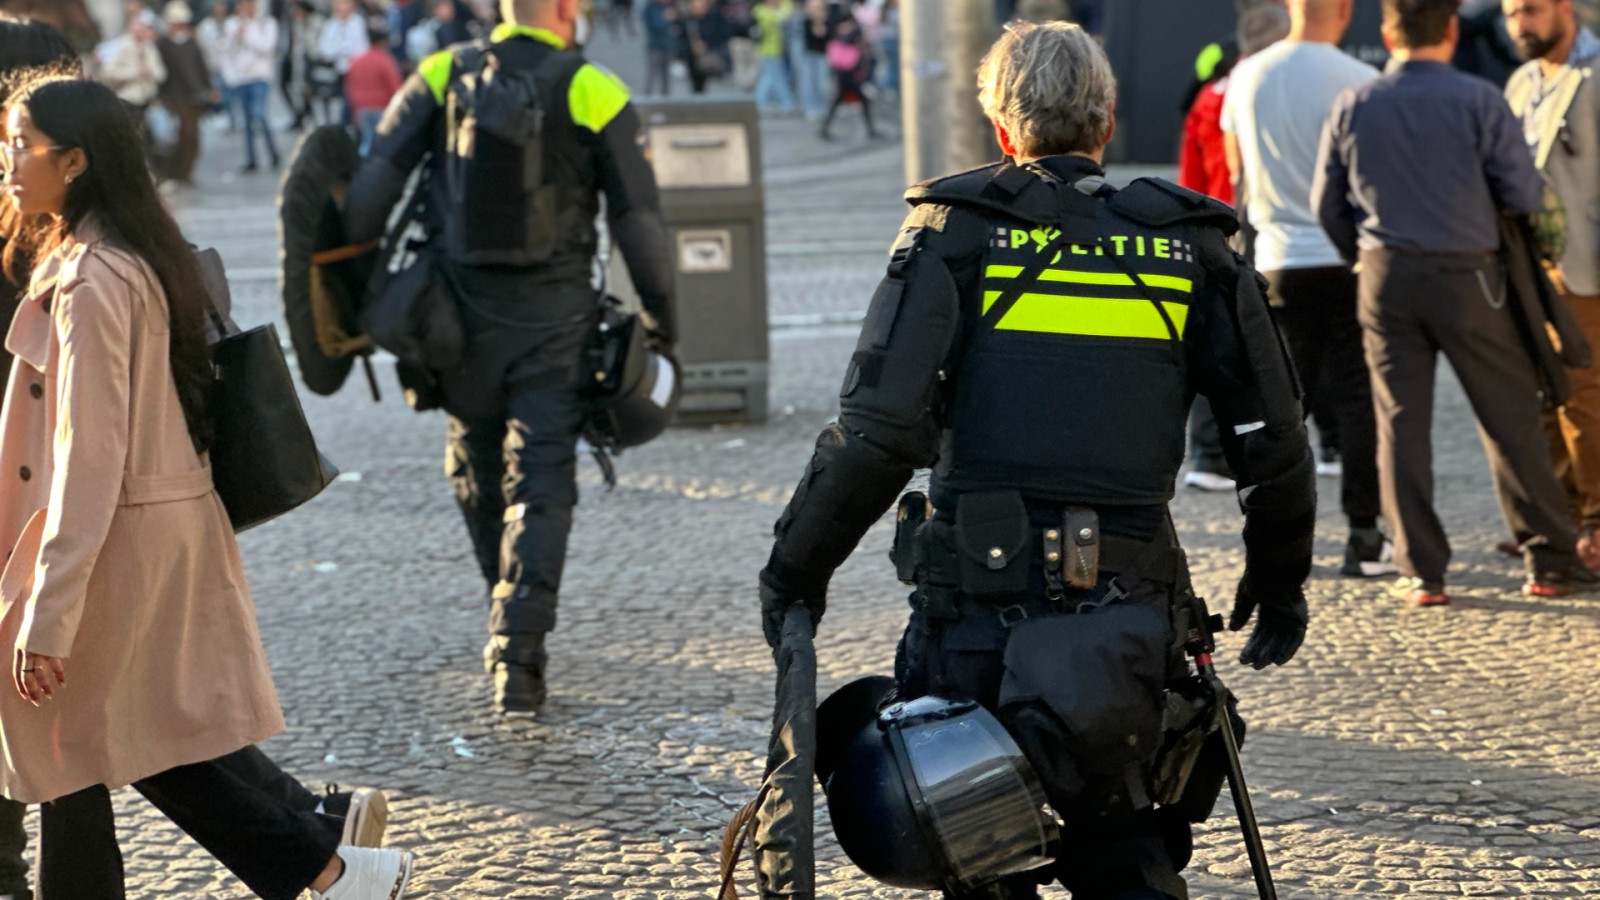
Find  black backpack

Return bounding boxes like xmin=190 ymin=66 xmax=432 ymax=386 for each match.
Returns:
xmin=441 ymin=43 xmax=585 ymax=266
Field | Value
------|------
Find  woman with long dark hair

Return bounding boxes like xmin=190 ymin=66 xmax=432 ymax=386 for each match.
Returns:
xmin=0 ymin=77 xmax=415 ymax=900
xmin=0 ymin=15 xmax=79 ymax=386
xmin=0 ymin=20 xmax=81 ymax=900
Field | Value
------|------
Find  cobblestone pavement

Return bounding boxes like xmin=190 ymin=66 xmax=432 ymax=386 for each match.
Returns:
xmin=41 ymin=28 xmax=1600 ymax=900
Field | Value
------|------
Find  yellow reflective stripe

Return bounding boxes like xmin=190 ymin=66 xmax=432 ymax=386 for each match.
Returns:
xmin=568 ymin=62 xmax=630 ymax=133
xmin=994 ymin=294 xmax=1189 ymax=339
xmin=1138 ymin=274 xmax=1194 ymax=292
xmin=490 ymin=23 xmax=568 ymax=48
xmin=419 ymin=50 xmax=454 ymax=105
xmin=984 ymin=265 xmax=1193 ymax=293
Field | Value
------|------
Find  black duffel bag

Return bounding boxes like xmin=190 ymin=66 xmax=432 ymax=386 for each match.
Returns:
xmin=208 ymin=320 xmax=339 ymax=531
xmin=361 ymin=242 xmax=464 ymax=375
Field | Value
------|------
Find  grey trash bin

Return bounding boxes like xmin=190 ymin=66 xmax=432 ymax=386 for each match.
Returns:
xmin=608 ymin=97 xmax=769 ymax=425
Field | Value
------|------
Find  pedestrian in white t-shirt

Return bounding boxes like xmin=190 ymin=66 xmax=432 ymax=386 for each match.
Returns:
xmin=1220 ymin=0 xmax=1394 ymax=579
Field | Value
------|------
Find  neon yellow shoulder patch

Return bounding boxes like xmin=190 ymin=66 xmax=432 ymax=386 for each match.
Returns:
xmin=1194 ymin=42 xmax=1224 ymax=83
xmin=419 ymin=49 xmax=454 ymax=105
xmin=568 ymin=62 xmax=630 ymax=134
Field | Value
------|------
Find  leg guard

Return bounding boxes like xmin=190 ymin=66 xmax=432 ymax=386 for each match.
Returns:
xmin=490 ymin=376 xmax=586 ymax=643
xmin=446 ymin=414 xmax=508 ymax=590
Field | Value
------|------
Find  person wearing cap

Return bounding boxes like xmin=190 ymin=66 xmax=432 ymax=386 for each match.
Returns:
xmin=155 ymin=0 xmax=214 ymax=187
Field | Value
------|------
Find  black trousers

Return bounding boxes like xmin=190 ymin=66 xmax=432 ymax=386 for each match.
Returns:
xmin=1186 ymin=395 xmax=1230 ymax=476
xmin=1358 ymin=248 xmax=1579 ymax=582
xmin=822 ymin=69 xmax=875 ymax=135
xmin=897 ymin=574 xmax=1188 ymax=900
xmin=1266 ymin=265 xmax=1380 ymax=524
xmin=444 ymin=297 xmax=592 ymax=671
xmin=37 ymin=748 xmax=340 ymax=900
xmin=0 ymin=797 xmax=27 ymax=898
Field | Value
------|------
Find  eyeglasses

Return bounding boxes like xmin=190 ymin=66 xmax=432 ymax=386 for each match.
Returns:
xmin=0 ymin=144 xmax=64 ymax=167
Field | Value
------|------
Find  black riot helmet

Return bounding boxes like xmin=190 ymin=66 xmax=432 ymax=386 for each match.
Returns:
xmin=816 ymin=678 xmax=1060 ymax=893
xmin=581 ymin=299 xmax=681 ymax=452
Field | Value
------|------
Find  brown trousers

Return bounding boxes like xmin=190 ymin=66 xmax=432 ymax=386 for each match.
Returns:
xmin=1543 ymin=278 xmax=1600 ymax=528
xmin=169 ymin=103 xmax=204 ymax=183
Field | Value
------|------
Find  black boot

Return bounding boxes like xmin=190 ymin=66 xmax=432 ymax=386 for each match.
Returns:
xmin=491 ymin=662 xmax=547 ymax=712
xmin=484 ymin=635 xmax=548 ymax=713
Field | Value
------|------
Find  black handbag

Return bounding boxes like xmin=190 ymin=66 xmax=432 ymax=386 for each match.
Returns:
xmin=208 ymin=320 xmax=339 ymax=531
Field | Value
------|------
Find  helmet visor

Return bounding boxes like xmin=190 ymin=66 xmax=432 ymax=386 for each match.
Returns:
xmin=897 ymin=707 xmax=1058 ymax=886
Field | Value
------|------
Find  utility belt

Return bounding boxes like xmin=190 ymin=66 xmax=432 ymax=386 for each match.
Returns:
xmin=891 ymin=489 xmax=1183 ymax=619
xmin=892 ymin=489 xmax=1233 ymax=823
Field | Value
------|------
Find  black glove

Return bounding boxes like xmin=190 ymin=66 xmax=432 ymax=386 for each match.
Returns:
xmin=759 ymin=568 xmax=826 ymax=650
xmin=1227 ymin=576 xmax=1308 ymax=670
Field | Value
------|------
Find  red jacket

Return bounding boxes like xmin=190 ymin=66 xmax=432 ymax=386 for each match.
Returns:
xmin=1177 ymin=76 xmax=1232 ymax=205
xmin=344 ymin=47 xmax=402 ymax=114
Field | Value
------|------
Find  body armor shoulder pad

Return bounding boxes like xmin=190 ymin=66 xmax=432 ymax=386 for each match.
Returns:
xmin=904 ymin=162 xmax=1056 ymax=226
xmin=452 ymin=39 xmax=493 ymax=72
xmin=1109 ymin=178 xmax=1239 ymax=235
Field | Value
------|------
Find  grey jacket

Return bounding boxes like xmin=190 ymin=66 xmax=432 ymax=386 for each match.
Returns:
xmin=1508 ymin=57 xmax=1600 ymax=295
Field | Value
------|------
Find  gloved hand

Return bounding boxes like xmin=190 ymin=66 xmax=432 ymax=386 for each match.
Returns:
xmin=759 ymin=568 xmax=826 ymax=650
xmin=1227 ymin=576 xmax=1308 ymax=670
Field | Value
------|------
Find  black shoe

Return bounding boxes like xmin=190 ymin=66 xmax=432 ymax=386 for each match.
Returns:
xmin=1341 ymin=529 xmax=1399 ymax=577
xmin=492 ymin=662 xmax=547 ymax=712
xmin=321 ymin=784 xmax=351 ymax=818
xmin=1525 ymin=563 xmax=1600 ymax=597
xmin=241 ymin=162 xmax=258 ymax=173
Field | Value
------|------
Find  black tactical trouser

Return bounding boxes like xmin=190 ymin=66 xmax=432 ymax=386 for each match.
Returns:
xmin=443 ymin=289 xmax=594 ymax=674
xmin=896 ymin=572 xmax=1190 ymax=900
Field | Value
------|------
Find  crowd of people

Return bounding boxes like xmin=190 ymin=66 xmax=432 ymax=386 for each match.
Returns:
xmin=613 ymin=0 xmax=902 ymax=138
xmin=1178 ymin=0 xmax=1600 ymax=605
xmin=73 ymin=0 xmax=497 ymax=187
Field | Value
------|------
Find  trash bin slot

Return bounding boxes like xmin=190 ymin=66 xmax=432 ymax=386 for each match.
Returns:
xmin=670 ymin=137 xmax=730 ymax=150
xmin=649 ymin=124 xmax=752 ymax=189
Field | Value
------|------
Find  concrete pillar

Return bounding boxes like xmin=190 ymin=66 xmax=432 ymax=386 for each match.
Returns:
xmin=901 ymin=0 xmax=1000 ymax=185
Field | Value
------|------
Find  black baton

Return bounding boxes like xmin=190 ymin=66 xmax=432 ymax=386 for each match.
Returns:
xmin=1187 ymin=601 xmax=1278 ymax=900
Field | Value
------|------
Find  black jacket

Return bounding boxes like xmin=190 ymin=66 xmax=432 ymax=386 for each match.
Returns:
xmin=1501 ymin=213 xmax=1593 ymax=408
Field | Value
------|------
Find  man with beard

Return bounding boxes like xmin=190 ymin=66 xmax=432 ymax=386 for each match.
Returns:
xmin=1504 ymin=0 xmax=1600 ymax=568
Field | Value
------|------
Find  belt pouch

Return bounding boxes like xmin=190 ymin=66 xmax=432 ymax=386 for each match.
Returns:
xmin=1064 ymin=507 xmax=1099 ymax=590
xmin=997 ymin=600 xmax=1171 ymax=803
xmin=954 ymin=490 xmax=1031 ymax=597
xmin=892 ymin=491 xmax=931 ymax=584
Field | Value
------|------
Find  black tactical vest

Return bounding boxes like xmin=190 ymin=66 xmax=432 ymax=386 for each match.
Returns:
xmin=440 ymin=41 xmax=598 ymax=269
xmin=918 ymin=162 xmax=1229 ymax=509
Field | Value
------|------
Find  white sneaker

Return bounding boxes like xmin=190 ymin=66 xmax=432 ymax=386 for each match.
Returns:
xmin=1316 ymin=458 xmax=1343 ymax=478
xmin=340 ymin=788 xmax=389 ymax=848
xmin=1184 ymin=470 xmax=1237 ymax=492
xmin=312 ymin=846 xmax=414 ymax=900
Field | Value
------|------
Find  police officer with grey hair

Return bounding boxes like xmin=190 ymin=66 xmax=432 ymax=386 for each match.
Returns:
xmin=760 ymin=20 xmax=1315 ymax=900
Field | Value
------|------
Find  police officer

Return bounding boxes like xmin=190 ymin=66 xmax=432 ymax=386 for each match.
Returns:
xmin=345 ymin=0 xmax=675 ymax=712
xmin=760 ymin=22 xmax=1314 ymax=900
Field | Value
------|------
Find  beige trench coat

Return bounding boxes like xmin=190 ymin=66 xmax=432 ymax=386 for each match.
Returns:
xmin=0 ymin=219 xmax=284 ymax=803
